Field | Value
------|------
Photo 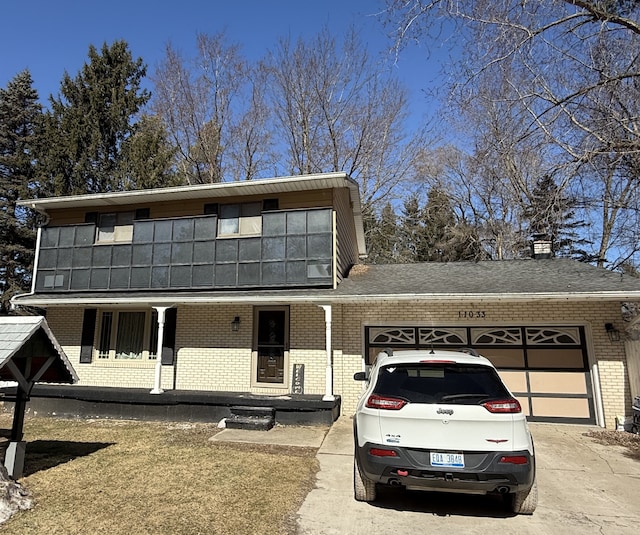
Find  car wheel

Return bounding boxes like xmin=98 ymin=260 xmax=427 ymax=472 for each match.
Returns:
xmin=353 ymin=460 xmax=377 ymax=502
xmin=507 ymin=479 xmax=538 ymax=515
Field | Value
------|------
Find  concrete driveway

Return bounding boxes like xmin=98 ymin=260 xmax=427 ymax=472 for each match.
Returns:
xmin=296 ymin=418 xmax=640 ymax=534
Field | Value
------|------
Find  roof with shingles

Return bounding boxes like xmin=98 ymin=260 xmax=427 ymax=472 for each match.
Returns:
xmin=11 ymin=259 xmax=640 ymax=307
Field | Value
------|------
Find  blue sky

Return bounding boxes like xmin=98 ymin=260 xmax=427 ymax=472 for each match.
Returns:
xmin=1 ymin=0 xmax=447 ymax=119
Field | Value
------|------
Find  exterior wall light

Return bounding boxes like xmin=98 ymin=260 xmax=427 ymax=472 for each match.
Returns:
xmin=231 ymin=316 xmax=241 ymax=332
xmin=605 ymin=323 xmax=620 ymax=342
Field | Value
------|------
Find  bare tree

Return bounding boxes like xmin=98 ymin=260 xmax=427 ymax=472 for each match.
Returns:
xmin=264 ymin=27 xmax=427 ymax=210
xmin=151 ymin=33 xmax=248 ymax=183
xmin=383 ymin=0 xmax=640 ymax=268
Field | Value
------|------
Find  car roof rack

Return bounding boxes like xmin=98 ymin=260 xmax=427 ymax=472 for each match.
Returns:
xmin=457 ymin=347 xmax=480 ymax=357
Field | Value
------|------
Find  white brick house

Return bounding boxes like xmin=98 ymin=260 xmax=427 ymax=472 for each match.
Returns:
xmin=11 ymin=172 xmax=640 ymax=428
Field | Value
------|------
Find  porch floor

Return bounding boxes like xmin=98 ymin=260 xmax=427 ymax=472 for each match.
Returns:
xmin=1 ymin=384 xmax=341 ymax=426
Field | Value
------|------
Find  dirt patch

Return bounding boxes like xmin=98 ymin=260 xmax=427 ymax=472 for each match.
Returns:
xmin=585 ymin=430 xmax=640 ymax=461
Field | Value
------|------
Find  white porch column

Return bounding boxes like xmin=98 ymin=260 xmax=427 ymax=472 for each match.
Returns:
xmin=320 ymin=304 xmax=335 ymax=401
xmin=150 ymin=306 xmax=169 ymax=394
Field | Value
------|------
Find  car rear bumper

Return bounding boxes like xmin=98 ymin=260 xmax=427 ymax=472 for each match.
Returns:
xmin=356 ymin=442 xmax=535 ymax=494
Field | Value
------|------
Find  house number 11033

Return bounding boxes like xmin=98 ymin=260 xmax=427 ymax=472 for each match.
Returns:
xmin=458 ymin=310 xmax=486 ymax=319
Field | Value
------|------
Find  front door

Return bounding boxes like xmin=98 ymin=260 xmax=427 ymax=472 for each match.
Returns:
xmin=255 ymin=308 xmax=289 ymax=384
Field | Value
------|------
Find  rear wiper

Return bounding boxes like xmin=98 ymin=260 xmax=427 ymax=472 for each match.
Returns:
xmin=440 ymin=393 xmax=490 ymax=402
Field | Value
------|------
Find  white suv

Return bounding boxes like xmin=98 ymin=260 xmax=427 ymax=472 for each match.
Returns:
xmin=353 ymin=349 xmax=537 ymax=514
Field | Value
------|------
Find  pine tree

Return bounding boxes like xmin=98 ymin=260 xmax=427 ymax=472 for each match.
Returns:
xmin=41 ymin=40 xmax=160 ymax=195
xmin=0 ymin=70 xmax=42 ymax=312
xmin=365 ymin=202 xmax=400 ymax=264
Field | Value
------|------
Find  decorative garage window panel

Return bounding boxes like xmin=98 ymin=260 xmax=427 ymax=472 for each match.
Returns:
xmin=364 ymin=324 xmax=594 ymax=424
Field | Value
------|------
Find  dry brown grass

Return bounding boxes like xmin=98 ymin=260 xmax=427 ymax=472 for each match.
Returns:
xmin=0 ymin=413 xmax=319 ymax=535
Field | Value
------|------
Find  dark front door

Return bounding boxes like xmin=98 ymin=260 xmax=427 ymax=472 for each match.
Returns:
xmin=256 ymin=309 xmax=287 ymax=383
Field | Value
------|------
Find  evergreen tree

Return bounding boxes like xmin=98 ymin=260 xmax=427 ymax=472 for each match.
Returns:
xmin=0 ymin=70 xmax=42 ymax=312
xmin=522 ymin=175 xmax=591 ymax=260
xmin=42 ymin=40 xmax=159 ymax=195
xmin=365 ymin=202 xmax=400 ymax=264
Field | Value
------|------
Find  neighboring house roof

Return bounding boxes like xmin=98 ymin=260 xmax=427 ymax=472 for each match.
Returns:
xmin=12 ymin=259 xmax=640 ymax=308
xmin=0 ymin=316 xmax=78 ymax=384
xmin=17 ymin=172 xmax=366 ymax=257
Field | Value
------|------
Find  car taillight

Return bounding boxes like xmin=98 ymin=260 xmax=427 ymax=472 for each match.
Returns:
xmin=499 ymin=455 xmax=529 ymax=465
xmin=369 ymin=448 xmax=398 ymax=457
xmin=365 ymin=394 xmax=407 ymax=410
xmin=482 ymin=399 xmax=521 ymax=413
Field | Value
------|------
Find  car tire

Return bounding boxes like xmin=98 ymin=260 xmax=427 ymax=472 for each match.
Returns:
xmin=353 ymin=460 xmax=377 ymax=502
xmin=508 ymin=479 xmax=538 ymax=515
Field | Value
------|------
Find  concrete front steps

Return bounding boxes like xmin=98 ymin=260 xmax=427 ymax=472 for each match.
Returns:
xmin=225 ymin=405 xmax=275 ymax=431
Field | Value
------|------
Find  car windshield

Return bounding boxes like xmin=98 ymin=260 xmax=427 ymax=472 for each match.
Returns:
xmin=373 ymin=363 xmax=510 ymax=404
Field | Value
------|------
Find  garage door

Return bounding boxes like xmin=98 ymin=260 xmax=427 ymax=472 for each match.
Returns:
xmin=365 ymin=325 xmax=595 ymax=425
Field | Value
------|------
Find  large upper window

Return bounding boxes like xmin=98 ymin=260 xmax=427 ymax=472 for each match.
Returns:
xmin=218 ymin=202 xmax=262 ymax=237
xmin=96 ymin=212 xmax=134 ymax=243
xmin=97 ymin=310 xmax=157 ymax=360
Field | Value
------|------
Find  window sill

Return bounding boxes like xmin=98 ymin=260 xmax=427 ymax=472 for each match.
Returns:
xmin=90 ymin=359 xmax=158 ymax=369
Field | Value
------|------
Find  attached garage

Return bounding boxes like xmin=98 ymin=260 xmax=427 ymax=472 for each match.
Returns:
xmin=365 ymin=325 xmax=595 ymax=424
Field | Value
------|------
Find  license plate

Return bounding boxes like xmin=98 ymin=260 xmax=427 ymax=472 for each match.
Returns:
xmin=430 ymin=452 xmax=464 ymax=468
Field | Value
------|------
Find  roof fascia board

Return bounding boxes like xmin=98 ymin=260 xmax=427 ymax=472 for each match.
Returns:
xmin=12 ymin=291 xmax=640 ymax=308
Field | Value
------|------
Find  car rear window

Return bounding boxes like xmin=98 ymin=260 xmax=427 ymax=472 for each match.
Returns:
xmin=373 ymin=363 xmax=510 ymax=404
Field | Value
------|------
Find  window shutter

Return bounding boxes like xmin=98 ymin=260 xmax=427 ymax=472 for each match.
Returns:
xmin=161 ymin=308 xmax=177 ymax=365
xmin=135 ymin=208 xmax=150 ymax=220
xmin=80 ymin=309 xmax=97 ymax=363
xmin=85 ymin=212 xmax=99 ymax=224
xmin=204 ymin=203 xmax=219 ymax=215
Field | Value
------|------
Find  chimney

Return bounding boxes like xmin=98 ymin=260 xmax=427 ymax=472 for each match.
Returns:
xmin=531 ymin=233 xmax=553 ymax=259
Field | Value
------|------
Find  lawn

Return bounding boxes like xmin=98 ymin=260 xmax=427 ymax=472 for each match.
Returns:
xmin=0 ymin=413 xmax=319 ymax=535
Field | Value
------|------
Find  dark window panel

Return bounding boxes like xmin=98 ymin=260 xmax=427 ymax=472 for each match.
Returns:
xmin=171 ymin=242 xmax=193 ymax=264
xmin=173 ymin=219 xmax=194 ymax=241
xmin=287 ymin=211 xmax=306 ymax=233
xmin=41 ymin=227 xmax=59 ymax=248
xmin=286 ymin=261 xmax=306 ymax=283
xmin=308 ymin=209 xmax=332 ymax=232
xmin=153 ymin=243 xmax=171 ymax=265
xmin=70 ymin=269 xmax=91 ymax=290
xmin=112 ymin=245 xmax=132 ymax=266
xmin=262 ymin=262 xmax=286 ymax=284
xmin=154 ymin=220 xmax=173 ymax=242
xmin=135 ymin=208 xmax=150 ymax=220
xmin=193 ymin=241 xmax=215 ymax=263
xmin=263 ymin=198 xmax=279 ymax=211
xmin=72 ymin=248 xmax=92 ymax=268
xmin=215 ymin=263 xmax=237 ymax=286
xmin=132 ymin=244 xmax=153 ymax=265
xmin=75 ymin=225 xmax=95 ymax=245
xmin=239 ymin=238 xmax=261 ymax=262
xmin=39 ymin=249 xmax=57 ymax=269
xmin=133 ymin=220 xmax=155 ymax=243
xmin=151 ymin=266 xmax=169 ymax=288
xmin=192 ymin=264 xmax=214 ymax=286
xmin=286 ymin=236 xmax=306 ymax=259
xmin=307 ymin=234 xmax=332 ymax=256
xmin=194 ymin=217 xmax=217 ymax=239
xmin=84 ymin=212 xmax=99 ymax=224
xmin=110 ymin=267 xmax=131 ymax=289
xmin=262 ymin=237 xmax=286 ymax=260
xmin=35 ymin=270 xmax=55 ymax=290
xmin=89 ymin=269 xmax=110 ymax=289
xmin=57 ymin=248 xmax=73 ymax=268
xmin=92 ymin=246 xmax=112 ymax=267
xmin=204 ymin=203 xmax=218 ymax=215
xmin=216 ymin=240 xmax=238 ymax=262
xmin=307 ymin=262 xmax=332 ymax=279
xmin=263 ymin=212 xmax=286 ymax=236
xmin=170 ymin=265 xmax=192 ymax=287
xmin=238 ymin=262 xmax=260 ymax=285
xmin=130 ymin=267 xmax=151 ymax=288
xmin=59 ymin=227 xmax=75 ymax=247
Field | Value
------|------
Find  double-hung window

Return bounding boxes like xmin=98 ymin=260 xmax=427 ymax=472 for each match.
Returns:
xmin=97 ymin=310 xmax=157 ymax=360
xmin=218 ymin=202 xmax=262 ymax=237
xmin=96 ymin=212 xmax=134 ymax=243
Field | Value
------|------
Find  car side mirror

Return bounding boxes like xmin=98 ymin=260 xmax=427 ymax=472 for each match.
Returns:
xmin=353 ymin=371 xmax=368 ymax=381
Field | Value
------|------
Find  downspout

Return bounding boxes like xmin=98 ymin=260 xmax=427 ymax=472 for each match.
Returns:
xmin=10 ymin=225 xmax=43 ymax=309
xmin=150 ymin=306 xmax=169 ymax=394
xmin=320 ymin=304 xmax=335 ymax=401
